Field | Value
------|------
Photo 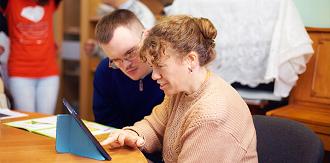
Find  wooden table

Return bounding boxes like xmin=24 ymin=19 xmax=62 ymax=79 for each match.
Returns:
xmin=0 ymin=112 xmax=147 ymax=162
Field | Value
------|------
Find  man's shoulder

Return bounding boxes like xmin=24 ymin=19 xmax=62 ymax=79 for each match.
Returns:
xmin=95 ymin=58 xmax=118 ymax=75
xmin=95 ymin=58 xmax=118 ymax=79
xmin=96 ymin=58 xmax=110 ymax=70
xmin=94 ymin=58 xmax=130 ymax=82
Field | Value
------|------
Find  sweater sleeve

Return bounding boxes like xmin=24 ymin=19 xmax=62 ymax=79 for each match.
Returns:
xmin=178 ymin=121 xmax=252 ymax=163
xmin=127 ymin=96 xmax=170 ymax=153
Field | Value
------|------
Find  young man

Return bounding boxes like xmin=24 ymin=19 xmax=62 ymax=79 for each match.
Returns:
xmin=93 ymin=9 xmax=164 ymax=128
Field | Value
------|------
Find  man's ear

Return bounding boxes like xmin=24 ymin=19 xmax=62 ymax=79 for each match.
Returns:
xmin=185 ymin=51 xmax=199 ymax=68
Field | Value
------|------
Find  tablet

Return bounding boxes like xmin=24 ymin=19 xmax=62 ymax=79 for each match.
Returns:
xmin=62 ymin=98 xmax=111 ymax=160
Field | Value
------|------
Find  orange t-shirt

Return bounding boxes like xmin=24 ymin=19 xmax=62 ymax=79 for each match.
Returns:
xmin=6 ymin=0 xmax=59 ymax=77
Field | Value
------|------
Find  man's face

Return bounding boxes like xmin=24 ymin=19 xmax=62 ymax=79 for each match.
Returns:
xmin=101 ymin=26 xmax=151 ymax=80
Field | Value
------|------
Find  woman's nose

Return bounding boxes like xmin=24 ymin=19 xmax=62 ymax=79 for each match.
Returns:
xmin=151 ymin=70 xmax=161 ymax=80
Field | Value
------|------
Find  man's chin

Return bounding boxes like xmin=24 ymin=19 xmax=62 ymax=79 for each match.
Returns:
xmin=129 ymin=75 xmax=140 ymax=81
xmin=125 ymin=72 xmax=141 ymax=80
xmin=124 ymin=67 xmax=150 ymax=80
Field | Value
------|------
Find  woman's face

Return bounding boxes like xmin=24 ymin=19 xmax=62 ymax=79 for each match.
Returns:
xmin=150 ymin=48 xmax=190 ymax=95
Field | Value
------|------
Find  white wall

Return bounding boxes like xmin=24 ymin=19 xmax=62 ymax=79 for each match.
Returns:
xmin=293 ymin=0 xmax=330 ymax=28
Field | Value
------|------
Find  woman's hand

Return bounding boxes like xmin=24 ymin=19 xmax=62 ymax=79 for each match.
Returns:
xmin=101 ymin=129 xmax=145 ymax=149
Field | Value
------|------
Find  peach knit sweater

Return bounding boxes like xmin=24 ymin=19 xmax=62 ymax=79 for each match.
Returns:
xmin=128 ymin=72 xmax=258 ymax=163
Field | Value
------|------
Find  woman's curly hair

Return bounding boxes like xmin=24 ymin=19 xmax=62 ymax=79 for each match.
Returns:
xmin=140 ymin=15 xmax=217 ymax=66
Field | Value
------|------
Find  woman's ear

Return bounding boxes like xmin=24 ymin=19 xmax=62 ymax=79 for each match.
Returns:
xmin=185 ymin=51 xmax=199 ymax=68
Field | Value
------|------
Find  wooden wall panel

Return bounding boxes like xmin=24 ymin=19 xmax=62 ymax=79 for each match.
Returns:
xmin=312 ymin=39 xmax=330 ymax=99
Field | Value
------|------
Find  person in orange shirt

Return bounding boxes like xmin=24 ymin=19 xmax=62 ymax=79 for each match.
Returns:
xmin=1 ymin=0 xmax=62 ymax=114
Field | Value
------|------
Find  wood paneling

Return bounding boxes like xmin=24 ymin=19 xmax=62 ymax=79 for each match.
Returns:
xmin=267 ymin=28 xmax=330 ymax=151
xmin=289 ymin=32 xmax=330 ymax=105
xmin=312 ymin=38 xmax=330 ymax=98
xmin=80 ymin=0 xmax=96 ymax=121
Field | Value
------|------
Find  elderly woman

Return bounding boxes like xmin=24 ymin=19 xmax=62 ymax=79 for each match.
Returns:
xmin=101 ymin=15 xmax=258 ymax=163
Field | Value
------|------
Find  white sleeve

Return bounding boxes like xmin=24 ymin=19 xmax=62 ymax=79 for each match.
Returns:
xmin=120 ymin=0 xmax=156 ymax=29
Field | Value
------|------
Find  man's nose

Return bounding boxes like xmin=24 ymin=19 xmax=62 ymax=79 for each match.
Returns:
xmin=122 ymin=59 xmax=132 ymax=67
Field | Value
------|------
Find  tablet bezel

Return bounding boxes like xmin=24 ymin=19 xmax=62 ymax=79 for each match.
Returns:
xmin=62 ymin=98 xmax=111 ymax=160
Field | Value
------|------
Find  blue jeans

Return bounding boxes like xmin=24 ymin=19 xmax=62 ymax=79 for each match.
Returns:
xmin=9 ymin=76 xmax=59 ymax=114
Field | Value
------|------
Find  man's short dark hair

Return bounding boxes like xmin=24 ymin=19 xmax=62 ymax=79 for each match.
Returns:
xmin=95 ymin=9 xmax=143 ymax=44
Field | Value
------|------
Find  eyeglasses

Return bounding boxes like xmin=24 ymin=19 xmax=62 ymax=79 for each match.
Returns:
xmin=108 ymin=32 xmax=144 ymax=69
xmin=108 ymin=47 xmax=139 ymax=69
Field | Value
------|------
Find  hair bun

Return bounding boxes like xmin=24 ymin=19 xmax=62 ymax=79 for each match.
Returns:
xmin=206 ymin=39 xmax=216 ymax=49
xmin=194 ymin=17 xmax=217 ymax=40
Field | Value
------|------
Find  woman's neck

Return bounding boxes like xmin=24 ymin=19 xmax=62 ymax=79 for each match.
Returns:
xmin=185 ymin=68 xmax=209 ymax=95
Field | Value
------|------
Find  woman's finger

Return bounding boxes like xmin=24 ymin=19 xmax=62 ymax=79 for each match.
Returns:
xmin=101 ymin=132 xmax=119 ymax=146
xmin=124 ymin=135 xmax=139 ymax=148
xmin=109 ymin=141 xmax=121 ymax=149
xmin=117 ymin=133 xmax=126 ymax=146
xmin=136 ymin=137 xmax=145 ymax=147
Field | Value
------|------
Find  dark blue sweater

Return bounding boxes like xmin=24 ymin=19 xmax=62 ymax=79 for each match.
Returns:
xmin=93 ymin=58 xmax=164 ymax=128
